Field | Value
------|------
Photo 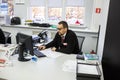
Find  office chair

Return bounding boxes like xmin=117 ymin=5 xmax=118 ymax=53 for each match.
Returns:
xmin=77 ymin=36 xmax=85 ymax=55
xmin=76 ymin=36 xmax=85 ymax=60
xmin=3 ymin=31 xmax=11 ymax=44
xmin=0 ymin=28 xmax=5 ymax=44
xmin=0 ymin=28 xmax=11 ymax=44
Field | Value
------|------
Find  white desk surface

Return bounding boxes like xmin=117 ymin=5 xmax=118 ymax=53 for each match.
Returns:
xmin=0 ymin=48 xmax=104 ymax=80
xmin=0 ymin=49 xmax=77 ymax=80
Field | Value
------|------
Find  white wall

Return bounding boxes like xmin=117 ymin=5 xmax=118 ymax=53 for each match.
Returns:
xmin=14 ymin=0 xmax=29 ymax=19
xmin=85 ymin=0 xmax=94 ymax=28
xmin=90 ymin=0 xmax=102 ymax=30
xmin=97 ymin=0 xmax=110 ymax=61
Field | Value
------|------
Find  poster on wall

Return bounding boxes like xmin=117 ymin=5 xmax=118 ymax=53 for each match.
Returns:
xmin=8 ymin=0 xmax=14 ymax=16
xmin=0 ymin=0 xmax=14 ymax=16
xmin=0 ymin=3 xmax=8 ymax=15
xmin=2 ymin=0 xmax=7 ymax=3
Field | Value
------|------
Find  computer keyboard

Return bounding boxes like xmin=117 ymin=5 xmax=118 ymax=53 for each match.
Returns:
xmin=33 ymin=48 xmax=46 ymax=58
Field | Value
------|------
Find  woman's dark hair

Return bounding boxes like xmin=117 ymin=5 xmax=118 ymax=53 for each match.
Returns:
xmin=58 ymin=21 xmax=68 ymax=29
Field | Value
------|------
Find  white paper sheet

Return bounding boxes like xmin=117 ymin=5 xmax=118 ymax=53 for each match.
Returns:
xmin=41 ymin=49 xmax=64 ymax=58
xmin=62 ymin=60 xmax=77 ymax=72
xmin=78 ymin=64 xmax=98 ymax=75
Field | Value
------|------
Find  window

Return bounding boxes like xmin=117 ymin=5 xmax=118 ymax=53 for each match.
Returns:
xmin=48 ymin=8 xmax=62 ymax=22
xmin=30 ymin=0 xmax=45 ymax=23
xmin=66 ymin=7 xmax=85 ymax=25
xmin=30 ymin=7 xmax=45 ymax=23
xmin=48 ymin=0 xmax=62 ymax=23
xmin=66 ymin=0 xmax=85 ymax=25
xmin=29 ymin=0 xmax=85 ymax=26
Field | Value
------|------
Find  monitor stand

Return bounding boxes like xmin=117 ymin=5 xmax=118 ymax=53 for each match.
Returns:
xmin=18 ymin=44 xmax=31 ymax=62
xmin=18 ymin=57 xmax=31 ymax=62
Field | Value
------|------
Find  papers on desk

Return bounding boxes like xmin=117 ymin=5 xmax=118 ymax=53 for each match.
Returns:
xmin=41 ymin=49 xmax=64 ymax=58
xmin=77 ymin=59 xmax=99 ymax=65
xmin=78 ymin=64 xmax=98 ymax=75
xmin=62 ymin=60 xmax=76 ymax=73
xmin=0 ymin=44 xmax=17 ymax=58
xmin=0 ymin=44 xmax=17 ymax=52
xmin=46 ymin=52 xmax=63 ymax=58
xmin=34 ymin=43 xmax=43 ymax=47
xmin=0 ymin=44 xmax=17 ymax=67
xmin=77 ymin=63 xmax=101 ymax=80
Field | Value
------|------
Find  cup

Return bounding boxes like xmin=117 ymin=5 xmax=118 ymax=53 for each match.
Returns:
xmin=31 ymin=56 xmax=37 ymax=62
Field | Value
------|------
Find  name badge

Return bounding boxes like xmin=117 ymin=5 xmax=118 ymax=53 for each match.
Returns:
xmin=63 ymin=43 xmax=67 ymax=46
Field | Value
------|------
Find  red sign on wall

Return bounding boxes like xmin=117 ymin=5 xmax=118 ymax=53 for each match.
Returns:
xmin=96 ymin=8 xmax=101 ymax=13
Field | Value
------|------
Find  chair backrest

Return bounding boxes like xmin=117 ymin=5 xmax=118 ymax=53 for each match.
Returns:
xmin=3 ymin=31 xmax=11 ymax=43
xmin=0 ymin=28 xmax=5 ymax=44
xmin=0 ymin=28 xmax=11 ymax=44
xmin=77 ymin=36 xmax=85 ymax=54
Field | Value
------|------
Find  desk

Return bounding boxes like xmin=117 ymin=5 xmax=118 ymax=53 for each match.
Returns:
xmin=0 ymin=49 xmax=104 ymax=80
xmin=0 ymin=49 xmax=77 ymax=80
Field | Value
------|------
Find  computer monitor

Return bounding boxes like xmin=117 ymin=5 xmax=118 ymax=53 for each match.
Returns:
xmin=16 ymin=32 xmax=34 ymax=62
